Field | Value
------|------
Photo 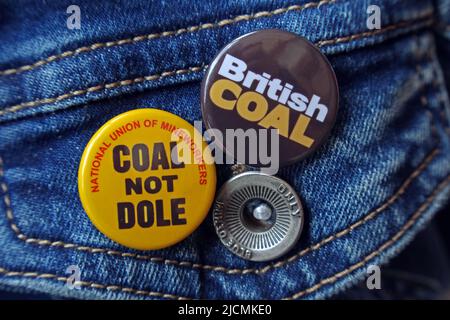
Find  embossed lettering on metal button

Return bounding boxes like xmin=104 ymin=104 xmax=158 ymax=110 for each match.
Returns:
xmin=213 ymin=171 xmax=304 ymax=261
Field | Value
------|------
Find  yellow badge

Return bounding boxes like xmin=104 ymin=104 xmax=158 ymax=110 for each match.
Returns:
xmin=78 ymin=109 xmax=216 ymax=250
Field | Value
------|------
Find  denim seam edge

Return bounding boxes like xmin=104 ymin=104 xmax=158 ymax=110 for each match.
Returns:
xmin=0 ymin=0 xmax=336 ymax=76
xmin=0 ymin=15 xmax=434 ymax=120
xmin=284 ymin=174 xmax=450 ymax=299
xmin=0 ymin=172 xmax=449 ymax=300
xmin=0 ymin=147 xmax=441 ymax=275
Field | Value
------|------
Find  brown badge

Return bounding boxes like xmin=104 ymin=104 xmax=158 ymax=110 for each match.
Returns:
xmin=201 ymin=29 xmax=339 ymax=168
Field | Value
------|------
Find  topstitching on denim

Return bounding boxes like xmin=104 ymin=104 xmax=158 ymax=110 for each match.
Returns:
xmin=0 ymin=2 xmax=448 ymax=300
xmin=0 ymin=0 xmax=337 ymax=77
xmin=0 ymin=20 xmax=442 ymax=274
xmin=0 ymin=14 xmax=434 ymax=120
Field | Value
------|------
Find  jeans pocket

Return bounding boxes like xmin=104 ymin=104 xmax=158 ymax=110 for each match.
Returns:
xmin=0 ymin=0 xmax=449 ymax=300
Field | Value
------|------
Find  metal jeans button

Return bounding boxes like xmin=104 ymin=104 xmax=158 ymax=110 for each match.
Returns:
xmin=213 ymin=171 xmax=304 ymax=261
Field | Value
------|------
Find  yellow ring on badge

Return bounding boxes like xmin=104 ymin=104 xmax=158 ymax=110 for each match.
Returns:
xmin=78 ymin=108 xmax=216 ymax=250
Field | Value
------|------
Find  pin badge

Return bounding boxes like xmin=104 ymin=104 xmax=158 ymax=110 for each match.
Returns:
xmin=213 ymin=171 xmax=304 ymax=261
xmin=201 ymin=29 xmax=339 ymax=167
xmin=205 ymin=30 xmax=339 ymax=260
xmin=78 ymin=109 xmax=216 ymax=250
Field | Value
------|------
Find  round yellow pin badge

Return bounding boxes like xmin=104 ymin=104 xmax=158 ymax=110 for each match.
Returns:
xmin=78 ymin=109 xmax=216 ymax=250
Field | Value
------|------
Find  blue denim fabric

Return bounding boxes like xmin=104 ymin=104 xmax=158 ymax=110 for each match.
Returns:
xmin=0 ymin=0 xmax=449 ymax=299
xmin=335 ymin=213 xmax=450 ymax=300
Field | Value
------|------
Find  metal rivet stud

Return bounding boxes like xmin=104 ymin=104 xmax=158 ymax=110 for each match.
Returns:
xmin=213 ymin=171 xmax=304 ymax=262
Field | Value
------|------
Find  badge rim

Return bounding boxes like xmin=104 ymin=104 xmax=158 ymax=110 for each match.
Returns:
xmin=213 ymin=171 xmax=304 ymax=262
xmin=78 ymin=108 xmax=217 ymax=250
xmin=201 ymin=29 xmax=339 ymax=168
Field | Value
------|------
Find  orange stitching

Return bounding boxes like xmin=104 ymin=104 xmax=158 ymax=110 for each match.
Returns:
xmin=430 ymin=55 xmax=450 ymax=132
xmin=0 ymin=174 xmax=448 ymax=300
xmin=315 ymin=16 xmax=432 ymax=47
xmin=0 ymin=267 xmax=190 ymax=300
xmin=416 ymin=63 xmax=436 ymax=138
xmin=0 ymin=66 xmax=206 ymax=117
xmin=284 ymin=174 xmax=450 ymax=299
xmin=0 ymin=15 xmax=434 ymax=118
xmin=0 ymin=148 xmax=440 ymax=275
xmin=0 ymin=11 xmax=444 ymax=298
xmin=0 ymin=0 xmax=335 ymax=76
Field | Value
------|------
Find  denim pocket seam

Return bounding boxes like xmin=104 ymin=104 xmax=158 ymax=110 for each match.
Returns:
xmin=0 ymin=172 xmax=449 ymax=300
xmin=416 ymin=47 xmax=449 ymax=131
xmin=0 ymin=20 xmax=446 ymax=299
xmin=0 ymin=267 xmax=190 ymax=300
xmin=0 ymin=45 xmax=441 ymax=276
xmin=0 ymin=14 xmax=434 ymax=119
xmin=430 ymin=54 xmax=450 ymax=133
xmin=0 ymin=147 xmax=441 ymax=275
xmin=0 ymin=0 xmax=336 ymax=77
xmin=284 ymin=174 xmax=450 ymax=300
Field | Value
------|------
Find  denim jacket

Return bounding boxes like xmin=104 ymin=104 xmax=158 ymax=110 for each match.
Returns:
xmin=0 ymin=0 xmax=449 ymax=299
